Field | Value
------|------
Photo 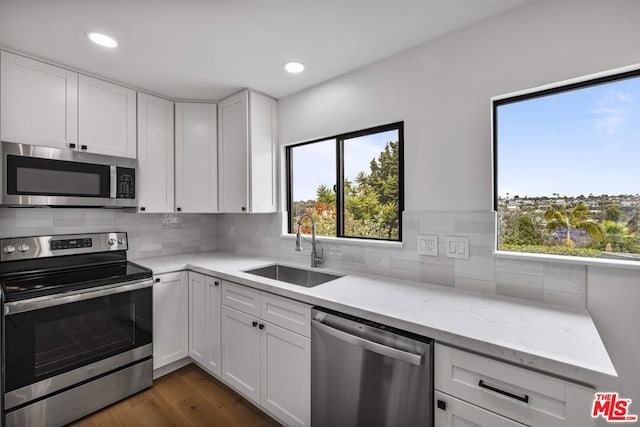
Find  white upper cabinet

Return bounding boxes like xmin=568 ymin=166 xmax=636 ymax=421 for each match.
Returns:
xmin=1 ymin=51 xmax=78 ymax=149
xmin=248 ymin=91 xmax=278 ymax=213
xmin=78 ymin=75 xmax=137 ymax=158
xmin=218 ymin=90 xmax=277 ymax=213
xmin=137 ymin=93 xmax=174 ymax=213
xmin=175 ymin=102 xmax=218 ymax=213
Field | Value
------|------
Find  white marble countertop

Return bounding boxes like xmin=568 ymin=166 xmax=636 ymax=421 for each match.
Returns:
xmin=133 ymin=251 xmax=618 ymax=389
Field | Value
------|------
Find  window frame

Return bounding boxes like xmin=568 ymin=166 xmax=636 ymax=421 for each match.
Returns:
xmin=286 ymin=121 xmax=404 ymax=242
xmin=492 ymin=66 xmax=640 ymax=258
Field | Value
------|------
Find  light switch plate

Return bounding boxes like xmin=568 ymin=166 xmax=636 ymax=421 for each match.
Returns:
xmin=445 ymin=236 xmax=469 ymax=259
xmin=417 ymin=235 xmax=438 ymax=256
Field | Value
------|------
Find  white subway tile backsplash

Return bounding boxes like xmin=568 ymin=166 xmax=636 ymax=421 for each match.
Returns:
xmin=496 ymin=283 xmax=544 ymax=302
xmin=209 ymin=210 xmax=589 ymax=309
xmin=3 ymin=207 xmax=590 ymax=309
xmin=3 ymin=208 xmax=218 ymax=259
xmin=455 ymin=277 xmax=496 ymax=294
xmin=496 ymin=258 xmax=544 ymax=276
xmin=543 ymin=290 xmax=586 ymax=309
xmin=496 ymin=271 xmax=544 ymax=289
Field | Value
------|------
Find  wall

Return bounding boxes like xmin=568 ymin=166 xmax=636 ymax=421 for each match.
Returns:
xmin=218 ymin=0 xmax=640 ymax=404
xmin=1 ymin=209 xmax=218 ymax=259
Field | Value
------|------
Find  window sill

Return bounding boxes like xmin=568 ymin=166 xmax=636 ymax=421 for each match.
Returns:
xmin=280 ymin=233 xmax=404 ymax=248
xmin=493 ymin=250 xmax=640 ymax=271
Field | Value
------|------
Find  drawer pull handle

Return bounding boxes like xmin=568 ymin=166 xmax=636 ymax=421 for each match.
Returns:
xmin=478 ymin=380 xmax=529 ymax=403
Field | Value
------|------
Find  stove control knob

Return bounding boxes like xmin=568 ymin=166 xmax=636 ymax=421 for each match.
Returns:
xmin=108 ymin=238 xmax=117 ymax=246
xmin=17 ymin=243 xmax=30 ymax=253
xmin=117 ymin=238 xmax=125 ymax=245
xmin=3 ymin=245 xmax=15 ymax=254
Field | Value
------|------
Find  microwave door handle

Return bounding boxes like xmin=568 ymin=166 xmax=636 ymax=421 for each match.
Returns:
xmin=110 ymin=165 xmax=117 ymax=199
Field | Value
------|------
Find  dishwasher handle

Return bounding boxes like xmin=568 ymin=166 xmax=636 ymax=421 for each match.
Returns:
xmin=312 ymin=319 xmax=423 ymax=366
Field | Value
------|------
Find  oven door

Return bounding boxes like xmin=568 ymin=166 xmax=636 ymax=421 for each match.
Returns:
xmin=3 ymin=279 xmax=153 ymax=410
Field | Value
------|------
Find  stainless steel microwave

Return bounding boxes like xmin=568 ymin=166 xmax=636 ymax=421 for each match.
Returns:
xmin=1 ymin=142 xmax=137 ymax=207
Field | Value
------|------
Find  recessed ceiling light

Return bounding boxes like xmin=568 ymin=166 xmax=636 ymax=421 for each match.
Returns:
xmin=86 ymin=32 xmax=118 ymax=48
xmin=284 ymin=61 xmax=305 ymax=74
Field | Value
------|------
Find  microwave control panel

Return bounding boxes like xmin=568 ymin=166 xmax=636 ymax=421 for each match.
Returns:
xmin=117 ymin=167 xmax=136 ymax=199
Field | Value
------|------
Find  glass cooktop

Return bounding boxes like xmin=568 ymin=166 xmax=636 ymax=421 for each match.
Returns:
xmin=0 ymin=261 xmax=152 ymax=302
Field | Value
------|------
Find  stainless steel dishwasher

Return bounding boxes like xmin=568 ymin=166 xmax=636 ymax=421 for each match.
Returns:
xmin=311 ymin=307 xmax=433 ymax=427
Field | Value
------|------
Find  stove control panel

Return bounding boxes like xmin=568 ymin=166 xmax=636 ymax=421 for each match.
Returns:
xmin=50 ymin=238 xmax=92 ymax=251
xmin=0 ymin=232 xmax=128 ymax=262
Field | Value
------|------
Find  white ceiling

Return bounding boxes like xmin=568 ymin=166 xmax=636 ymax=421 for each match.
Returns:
xmin=0 ymin=0 xmax=530 ymax=100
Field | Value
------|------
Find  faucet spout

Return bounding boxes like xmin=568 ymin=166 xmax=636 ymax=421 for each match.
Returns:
xmin=295 ymin=213 xmax=323 ymax=267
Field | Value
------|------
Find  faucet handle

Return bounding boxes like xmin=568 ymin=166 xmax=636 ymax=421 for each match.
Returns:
xmin=315 ymin=247 xmax=324 ymax=264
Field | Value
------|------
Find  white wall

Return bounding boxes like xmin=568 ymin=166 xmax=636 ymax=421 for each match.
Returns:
xmin=275 ymin=0 xmax=640 ymax=405
xmin=279 ymin=0 xmax=640 ymax=211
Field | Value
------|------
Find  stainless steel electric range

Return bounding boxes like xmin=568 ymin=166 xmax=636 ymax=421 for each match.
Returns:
xmin=0 ymin=232 xmax=153 ymax=427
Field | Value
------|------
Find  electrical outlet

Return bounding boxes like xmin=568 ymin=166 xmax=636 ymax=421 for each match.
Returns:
xmin=445 ymin=236 xmax=469 ymax=259
xmin=417 ymin=235 xmax=438 ymax=256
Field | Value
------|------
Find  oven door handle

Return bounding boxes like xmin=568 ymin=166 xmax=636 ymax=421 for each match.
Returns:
xmin=4 ymin=278 xmax=153 ymax=315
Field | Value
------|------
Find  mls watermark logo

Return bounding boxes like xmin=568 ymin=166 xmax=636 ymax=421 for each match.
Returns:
xmin=592 ymin=392 xmax=638 ymax=423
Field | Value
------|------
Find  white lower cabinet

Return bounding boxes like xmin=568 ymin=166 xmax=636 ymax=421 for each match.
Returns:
xmin=153 ymin=271 xmax=189 ymax=370
xmin=221 ymin=281 xmax=311 ymax=427
xmin=435 ymin=343 xmax=596 ymax=427
xmin=435 ymin=391 xmax=526 ymax=427
xmin=261 ymin=320 xmax=310 ymax=427
xmin=221 ymin=305 xmax=262 ymax=403
xmin=189 ymin=272 xmax=222 ymax=377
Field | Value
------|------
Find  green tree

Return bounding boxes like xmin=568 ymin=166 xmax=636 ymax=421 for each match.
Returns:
xmin=346 ymin=141 xmax=400 ymax=239
xmin=605 ymin=204 xmax=622 ymax=222
xmin=501 ymin=212 xmax=542 ymax=246
xmin=316 ymin=185 xmax=335 ymax=205
xmin=599 ymin=220 xmax=639 ymax=253
xmin=292 ymin=140 xmax=400 ymax=240
xmin=544 ymin=204 xmax=604 ymax=248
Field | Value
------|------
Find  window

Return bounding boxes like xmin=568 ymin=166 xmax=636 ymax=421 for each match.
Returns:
xmin=287 ymin=122 xmax=403 ymax=241
xmin=493 ymin=68 xmax=640 ymax=260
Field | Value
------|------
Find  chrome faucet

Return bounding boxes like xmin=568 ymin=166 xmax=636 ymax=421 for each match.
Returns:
xmin=295 ymin=213 xmax=323 ymax=267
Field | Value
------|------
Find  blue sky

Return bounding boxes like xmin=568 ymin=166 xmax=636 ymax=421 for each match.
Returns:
xmin=497 ymin=74 xmax=640 ymax=198
xmin=291 ymin=130 xmax=398 ymax=201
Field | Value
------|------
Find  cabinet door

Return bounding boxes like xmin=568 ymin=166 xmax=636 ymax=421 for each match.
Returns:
xmin=205 ymin=276 xmax=222 ymax=376
xmin=435 ymin=391 xmax=526 ymax=427
xmin=261 ymin=322 xmax=310 ymax=427
xmin=217 ymin=91 xmax=248 ymax=213
xmin=188 ymin=272 xmax=207 ymax=364
xmin=221 ymin=305 xmax=261 ymax=405
xmin=137 ymin=93 xmax=174 ymax=213
xmin=78 ymin=75 xmax=136 ymax=158
xmin=1 ymin=51 xmax=78 ymax=149
xmin=153 ymin=272 xmax=189 ymax=369
xmin=248 ymin=92 xmax=277 ymax=213
xmin=175 ymin=103 xmax=218 ymax=213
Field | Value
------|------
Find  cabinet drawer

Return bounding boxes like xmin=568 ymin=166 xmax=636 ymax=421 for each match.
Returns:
xmin=435 ymin=390 xmax=526 ymax=427
xmin=261 ymin=293 xmax=311 ymax=337
xmin=435 ymin=344 xmax=595 ymax=427
xmin=221 ymin=281 xmax=261 ymax=317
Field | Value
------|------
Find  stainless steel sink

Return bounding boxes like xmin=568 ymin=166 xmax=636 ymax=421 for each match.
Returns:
xmin=243 ymin=264 xmax=342 ymax=288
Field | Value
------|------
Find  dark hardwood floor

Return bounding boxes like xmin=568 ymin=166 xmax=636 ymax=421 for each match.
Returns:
xmin=69 ymin=364 xmax=281 ymax=427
